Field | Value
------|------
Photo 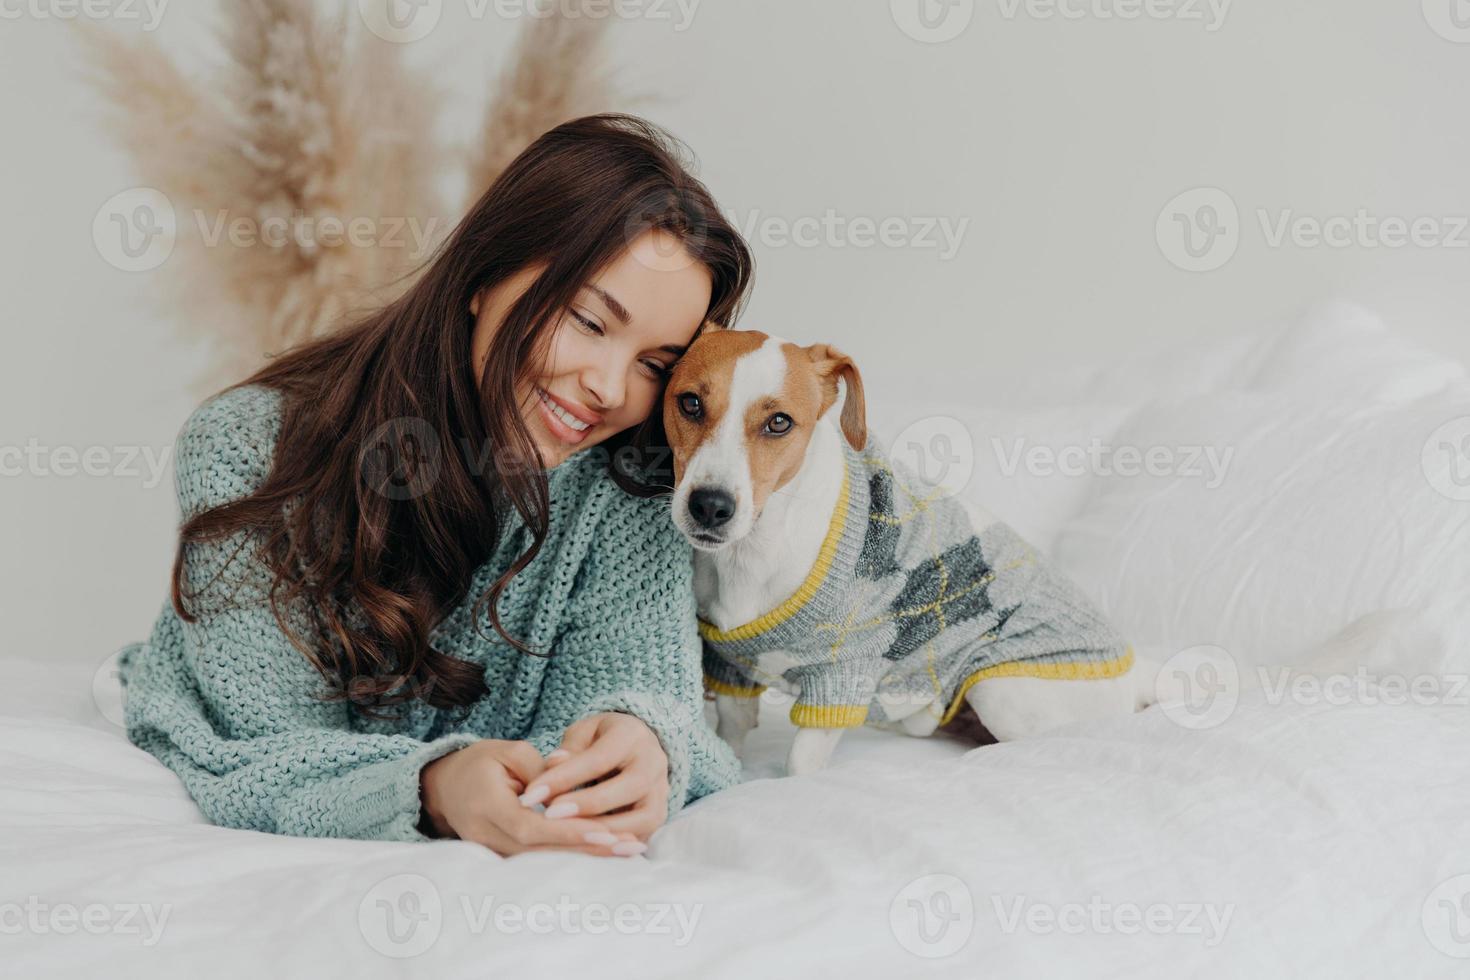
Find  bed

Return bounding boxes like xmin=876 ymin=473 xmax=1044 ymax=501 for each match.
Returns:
xmin=5 ymin=301 xmax=1468 ymax=978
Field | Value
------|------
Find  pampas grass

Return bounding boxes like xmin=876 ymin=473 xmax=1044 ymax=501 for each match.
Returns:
xmin=464 ymin=7 xmax=616 ymax=212
xmin=75 ymin=0 xmax=624 ymax=394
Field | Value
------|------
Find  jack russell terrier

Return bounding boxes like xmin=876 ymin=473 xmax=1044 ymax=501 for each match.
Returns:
xmin=662 ymin=326 xmax=1154 ymax=776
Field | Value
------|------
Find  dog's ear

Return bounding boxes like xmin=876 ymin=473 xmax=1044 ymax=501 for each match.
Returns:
xmin=806 ymin=343 xmax=866 ymax=451
xmin=698 ymin=319 xmax=727 ymax=334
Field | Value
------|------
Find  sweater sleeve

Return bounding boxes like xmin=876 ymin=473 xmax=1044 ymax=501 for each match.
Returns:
xmin=527 ymin=488 xmax=744 ymax=825
xmin=119 ymin=386 xmax=481 ymax=842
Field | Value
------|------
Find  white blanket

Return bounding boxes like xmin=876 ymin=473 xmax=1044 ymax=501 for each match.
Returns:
xmin=7 ymin=302 xmax=1469 ymax=978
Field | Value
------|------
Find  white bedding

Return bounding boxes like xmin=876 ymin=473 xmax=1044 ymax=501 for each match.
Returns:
xmin=7 ymin=302 xmax=1469 ymax=978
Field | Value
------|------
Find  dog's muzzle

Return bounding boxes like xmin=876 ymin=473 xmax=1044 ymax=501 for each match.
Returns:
xmin=687 ymin=486 xmax=736 ymax=531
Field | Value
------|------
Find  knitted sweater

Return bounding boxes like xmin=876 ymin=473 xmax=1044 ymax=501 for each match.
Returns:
xmin=116 ymin=383 xmax=740 ymax=843
xmin=700 ymin=437 xmax=1134 ymax=730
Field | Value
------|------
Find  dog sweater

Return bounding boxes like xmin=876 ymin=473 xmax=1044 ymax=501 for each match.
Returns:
xmin=700 ymin=437 xmax=1134 ymax=730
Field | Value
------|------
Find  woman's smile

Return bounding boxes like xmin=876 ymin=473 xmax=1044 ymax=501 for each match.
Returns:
xmin=535 ymin=385 xmax=602 ymax=445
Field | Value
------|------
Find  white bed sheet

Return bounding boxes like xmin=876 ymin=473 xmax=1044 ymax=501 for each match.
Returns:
xmin=3 ymin=643 xmax=1467 ymax=979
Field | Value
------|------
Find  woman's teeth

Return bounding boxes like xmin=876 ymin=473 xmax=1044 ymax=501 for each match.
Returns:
xmin=539 ymin=388 xmax=591 ymax=432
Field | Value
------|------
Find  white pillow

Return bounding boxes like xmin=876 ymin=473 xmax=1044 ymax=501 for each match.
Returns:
xmin=864 ymin=301 xmax=1464 ymax=552
xmin=1239 ymin=301 xmax=1466 ymax=403
xmin=1050 ymin=385 xmax=1470 ymax=667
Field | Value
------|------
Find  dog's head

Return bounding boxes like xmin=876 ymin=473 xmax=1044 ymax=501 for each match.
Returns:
xmin=662 ymin=326 xmax=866 ymax=551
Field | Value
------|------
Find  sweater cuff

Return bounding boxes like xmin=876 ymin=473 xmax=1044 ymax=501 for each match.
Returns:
xmin=338 ymin=732 xmax=482 ymax=842
xmin=788 ymin=662 xmax=879 ymax=729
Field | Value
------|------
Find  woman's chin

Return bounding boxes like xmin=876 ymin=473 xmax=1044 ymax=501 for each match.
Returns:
xmin=527 ymin=436 xmax=561 ymax=470
xmin=530 ymin=432 xmax=590 ymax=471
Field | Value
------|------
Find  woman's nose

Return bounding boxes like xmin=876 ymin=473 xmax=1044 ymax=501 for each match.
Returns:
xmin=581 ymin=360 xmax=625 ymax=412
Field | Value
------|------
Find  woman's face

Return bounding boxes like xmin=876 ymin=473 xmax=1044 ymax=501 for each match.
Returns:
xmin=470 ymin=228 xmax=713 ymax=470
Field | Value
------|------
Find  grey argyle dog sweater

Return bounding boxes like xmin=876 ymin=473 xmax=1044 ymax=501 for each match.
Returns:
xmin=700 ymin=438 xmax=1134 ymax=730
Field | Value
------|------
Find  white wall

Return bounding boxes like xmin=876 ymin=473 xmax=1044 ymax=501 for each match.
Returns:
xmin=4 ymin=0 xmax=1468 ymax=667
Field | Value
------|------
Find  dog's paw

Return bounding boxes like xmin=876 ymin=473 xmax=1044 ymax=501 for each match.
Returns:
xmin=785 ymin=727 xmax=846 ymax=775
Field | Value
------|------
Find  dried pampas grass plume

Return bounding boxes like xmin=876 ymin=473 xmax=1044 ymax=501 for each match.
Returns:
xmin=74 ymin=0 xmax=626 ymax=395
xmin=465 ymin=7 xmax=618 ymax=212
xmin=72 ymin=26 xmax=203 ymax=199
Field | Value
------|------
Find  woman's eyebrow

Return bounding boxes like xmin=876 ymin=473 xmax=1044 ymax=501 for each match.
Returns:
xmin=583 ymin=283 xmax=684 ymax=355
xmin=586 ymin=284 xmax=631 ymax=325
xmin=580 ymin=283 xmax=684 ymax=355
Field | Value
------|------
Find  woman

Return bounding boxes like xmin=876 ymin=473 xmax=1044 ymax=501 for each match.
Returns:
xmin=115 ymin=114 xmax=755 ymax=858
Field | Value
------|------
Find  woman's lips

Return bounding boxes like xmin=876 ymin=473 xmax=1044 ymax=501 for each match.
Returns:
xmin=535 ymin=387 xmax=597 ymax=445
xmin=539 ymin=387 xmax=604 ymax=425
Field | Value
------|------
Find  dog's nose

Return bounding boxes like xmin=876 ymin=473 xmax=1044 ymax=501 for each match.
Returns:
xmin=687 ymin=487 xmax=736 ymax=530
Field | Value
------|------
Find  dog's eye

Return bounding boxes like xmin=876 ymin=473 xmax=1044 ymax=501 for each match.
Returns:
xmin=765 ymin=413 xmax=793 ymax=435
xmin=678 ymin=392 xmax=702 ymax=419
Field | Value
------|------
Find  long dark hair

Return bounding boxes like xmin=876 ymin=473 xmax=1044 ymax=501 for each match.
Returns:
xmin=170 ymin=113 xmax=755 ymax=716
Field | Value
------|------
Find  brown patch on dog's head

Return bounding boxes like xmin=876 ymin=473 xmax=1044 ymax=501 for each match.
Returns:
xmin=662 ymin=328 xmax=768 ymax=488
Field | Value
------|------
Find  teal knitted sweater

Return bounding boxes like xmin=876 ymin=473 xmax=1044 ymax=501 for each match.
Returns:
xmin=116 ymin=384 xmax=741 ymax=843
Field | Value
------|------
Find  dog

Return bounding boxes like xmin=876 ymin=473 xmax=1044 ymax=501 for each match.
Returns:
xmin=662 ymin=326 xmax=1153 ymax=775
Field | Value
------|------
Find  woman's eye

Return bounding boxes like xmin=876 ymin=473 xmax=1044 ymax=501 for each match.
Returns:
xmin=640 ymin=359 xmax=671 ymax=379
xmin=765 ymin=413 xmax=793 ymax=435
xmin=570 ymin=310 xmax=603 ymax=336
xmin=678 ymin=393 xmax=702 ymax=418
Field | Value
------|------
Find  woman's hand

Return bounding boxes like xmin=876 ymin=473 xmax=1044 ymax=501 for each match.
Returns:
xmin=419 ymin=738 xmax=647 ymax=857
xmin=517 ymin=712 xmax=671 ymax=843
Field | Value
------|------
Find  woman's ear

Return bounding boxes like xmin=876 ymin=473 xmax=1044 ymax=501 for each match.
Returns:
xmin=470 ymin=289 xmax=483 ymax=318
xmin=806 ymin=343 xmax=867 ymax=451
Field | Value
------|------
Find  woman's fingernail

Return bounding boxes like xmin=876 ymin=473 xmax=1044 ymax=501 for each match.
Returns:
xmin=611 ymin=840 xmax=648 ymax=857
xmin=584 ymin=831 xmax=618 ymax=846
xmin=547 ymin=749 xmax=571 ymax=761
xmin=518 ymin=784 xmax=550 ymax=807
xmin=543 ymin=800 xmax=578 ymax=819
